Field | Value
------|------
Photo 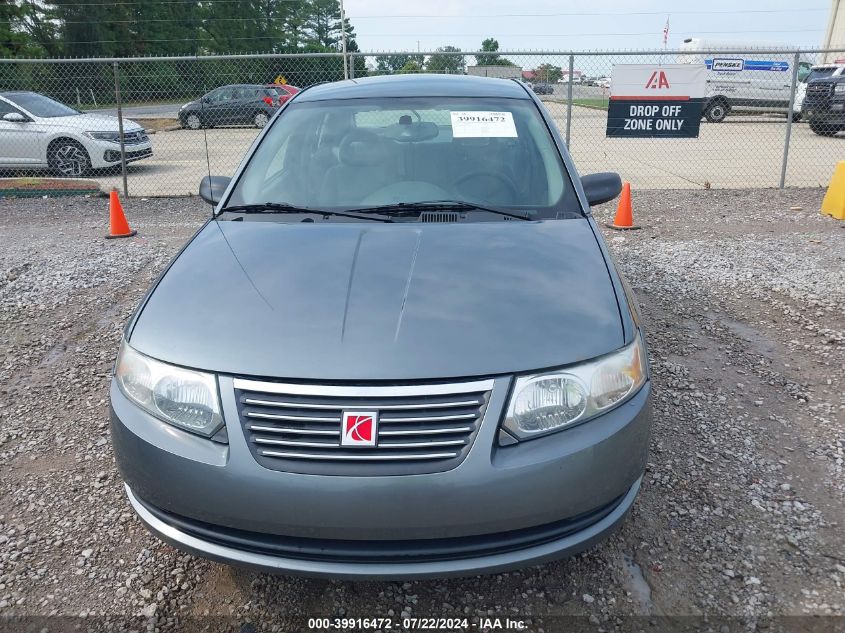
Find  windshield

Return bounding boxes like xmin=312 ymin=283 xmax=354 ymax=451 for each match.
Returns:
xmin=8 ymin=92 xmax=80 ymax=118
xmin=807 ymin=68 xmax=837 ymax=82
xmin=227 ymin=96 xmax=578 ymax=220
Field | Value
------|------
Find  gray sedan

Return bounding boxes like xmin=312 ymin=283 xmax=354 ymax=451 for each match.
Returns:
xmin=111 ymin=74 xmax=651 ymax=579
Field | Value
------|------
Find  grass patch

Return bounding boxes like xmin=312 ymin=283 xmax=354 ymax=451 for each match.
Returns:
xmin=572 ymin=98 xmax=609 ymax=110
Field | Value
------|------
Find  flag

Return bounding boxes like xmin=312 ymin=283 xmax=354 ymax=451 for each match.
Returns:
xmin=663 ymin=16 xmax=670 ymax=46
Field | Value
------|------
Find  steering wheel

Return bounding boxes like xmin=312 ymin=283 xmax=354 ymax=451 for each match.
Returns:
xmin=453 ymin=170 xmax=519 ymax=204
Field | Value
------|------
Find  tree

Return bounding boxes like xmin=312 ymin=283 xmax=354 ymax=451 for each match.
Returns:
xmin=0 ymin=0 xmax=364 ymax=64
xmin=426 ymin=46 xmax=465 ymax=75
xmin=375 ymin=54 xmax=425 ymax=74
xmin=475 ymin=38 xmax=502 ymax=66
xmin=534 ymin=63 xmax=562 ymax=84
xmin=474 ymin=37 xmax=516 ymax=67
xmin=0 ymin=2 xmax=43 ymax=57
xmin=128 ymin=0 xmax=203 ymax=56
xmin=397 ymin=60 xmax=423 ymax=74
xmin=201 ymin=1 xmax=264 ymax=54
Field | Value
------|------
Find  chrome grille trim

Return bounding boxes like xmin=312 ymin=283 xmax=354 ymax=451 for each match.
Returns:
xmin=246 ymin=412 xmax=340 ymax=422
xmin=242 ymin=397 xmax=484 ymax=410
xmin=235 ymin=378 xmax=493 ymax=476
xmin=255 ymin=438 xmax=338 ymax=448
xmin=379 ymin=427 xmax=473 ymax=436
xmin=233 ymin=378 xmax=494 ymax=397
xmin=259 ymin=451 xmax=460 ymax=461
xmin=381 ymin=413 xmax=476 ymax=423
xmin=247 ymin=425 xmax=340 ymax=436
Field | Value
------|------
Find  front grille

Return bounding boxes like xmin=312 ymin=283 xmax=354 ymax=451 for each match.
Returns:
xmin=123 ymin=131 xmax=149 ymax=145
xmin=806 ymin=82 xmax=833 ymax=99
xmin=234 ymin=378 xmax=494 ymax=476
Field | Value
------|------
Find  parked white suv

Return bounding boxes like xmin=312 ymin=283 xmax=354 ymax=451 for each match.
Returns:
xmin=0 ymin=91 xmax=152 ymax=177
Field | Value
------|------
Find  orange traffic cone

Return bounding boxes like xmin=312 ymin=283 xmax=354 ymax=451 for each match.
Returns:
xmin=608 ymin=182 xmax=639 ymax=230
xmin=105 ymin=189 xmax=136 ymax=239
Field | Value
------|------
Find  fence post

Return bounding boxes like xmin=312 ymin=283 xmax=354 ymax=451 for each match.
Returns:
xmin=349 ymin=53 xmax=355 ymax=79
xmin=112 ymin=61 xmax=128 ymax=197
xmin=339 ymin=0 xmax=349 ymax=79
xmin=779 ymin=52 xmax=800 ymax=189
xmin=565 ymin=54 xmax=574 ymax=147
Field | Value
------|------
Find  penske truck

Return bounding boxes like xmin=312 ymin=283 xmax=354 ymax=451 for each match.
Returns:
xmin=679 ymin=38 xmax=813 ymax=122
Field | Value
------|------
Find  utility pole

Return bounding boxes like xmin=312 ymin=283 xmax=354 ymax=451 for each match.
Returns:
xmin=339 ymin=0 xmax=349 ymax=79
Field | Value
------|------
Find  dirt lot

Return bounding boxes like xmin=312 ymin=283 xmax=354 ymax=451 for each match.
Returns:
xmin=0 ymin=189 xmax=843 ymax=632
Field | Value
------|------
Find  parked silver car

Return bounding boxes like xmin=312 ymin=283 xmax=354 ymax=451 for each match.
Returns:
xmin=0 ymin=91 xmax=152 ymax=176
xmin=111 ymin=74 xmax=651 ymax=579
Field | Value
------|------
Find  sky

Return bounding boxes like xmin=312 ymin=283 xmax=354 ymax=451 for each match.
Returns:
xmin=343 ymin=0 xmax=834 ymax=53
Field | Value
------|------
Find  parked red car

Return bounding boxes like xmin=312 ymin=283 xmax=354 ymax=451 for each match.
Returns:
xmin=264 ymin=84 xmax=301 ymax=106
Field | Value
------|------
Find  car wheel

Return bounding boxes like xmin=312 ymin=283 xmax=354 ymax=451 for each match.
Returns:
xmin=184 ymin=113 xmax=202 ymax=130
xmin=47 ymin=140 xmax=91 ymax=178
xmin=253 ymin=111 xmax=270 ymax=128
xmin=809 ymin=118 xmax=839 ymax=136
xmin=703 ymin=99 xmax=728 ymax=123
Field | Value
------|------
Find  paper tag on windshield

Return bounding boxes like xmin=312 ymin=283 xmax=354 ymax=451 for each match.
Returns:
xmin=450 ymin=111 xmax=517 ymax=138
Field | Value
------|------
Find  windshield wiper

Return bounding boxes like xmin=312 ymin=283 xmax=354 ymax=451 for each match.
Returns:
xmin=344 ymin=200 xmax=533 ymax=221
xmin=219 ymin=203 xmax=394 ymax=223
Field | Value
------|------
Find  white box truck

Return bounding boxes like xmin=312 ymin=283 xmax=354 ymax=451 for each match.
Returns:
xmin=679 ymin=38 xmax=813 ymax=122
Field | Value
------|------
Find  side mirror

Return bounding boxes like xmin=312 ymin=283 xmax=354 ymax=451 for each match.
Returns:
xmin=581 ymin=172 xmax=622 ymax=206
xmin=199 ymin=175 xmax=231 ymax=205
xmin=2 ymin=112 xmax=27 ymax=123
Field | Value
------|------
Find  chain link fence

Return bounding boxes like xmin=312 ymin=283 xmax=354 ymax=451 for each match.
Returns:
xmin=0 ymin=49 xmax=843 ymax=197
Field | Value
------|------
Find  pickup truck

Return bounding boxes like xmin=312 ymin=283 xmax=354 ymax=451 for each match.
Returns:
xmin=801 ymin=68 xmax=845 ymax=136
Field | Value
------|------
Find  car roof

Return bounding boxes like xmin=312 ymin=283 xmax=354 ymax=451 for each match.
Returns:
xmin=296 ymin=74 xmax=531 ymax=102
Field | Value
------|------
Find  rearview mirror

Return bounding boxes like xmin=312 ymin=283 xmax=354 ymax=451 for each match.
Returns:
xmin=581 ymin=172 xmax=622 ymax=207
xmin=2 ymin=112 xmax=27 ymax=123
xmin=199 ymin=175 xmax=231 ymax=205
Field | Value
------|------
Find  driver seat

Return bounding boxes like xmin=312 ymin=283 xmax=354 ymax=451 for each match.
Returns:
xmin=318 ymin=130 xmax=396 ymax=206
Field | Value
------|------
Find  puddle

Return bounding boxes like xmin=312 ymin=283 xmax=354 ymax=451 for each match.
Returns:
xmin=621 ymin=554 xmax=654 ymax=615
xmin=40 ymin=342 xmax=66 ymax=366
xmin=705 ymin=311 xmax=780 ymax=358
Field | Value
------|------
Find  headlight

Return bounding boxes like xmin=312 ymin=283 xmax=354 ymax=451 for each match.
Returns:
xmin=502 ymin=332 xmax=647 ymax=441
xmin=115 ymin=341 xmax=224 ymax=438
xmin=834 ymin=84 xmax=845 ymax=93
xmin=83 ymin=131 xmax=121 ymax=143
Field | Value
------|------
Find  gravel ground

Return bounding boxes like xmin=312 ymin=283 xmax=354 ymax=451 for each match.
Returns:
xmin=0 ymin=189 xmax=843 ymax=632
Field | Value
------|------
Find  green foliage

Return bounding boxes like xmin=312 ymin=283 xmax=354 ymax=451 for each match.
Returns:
xmin=374 ymin=54 xmax=425 ymax=74
xmin=4 ymin=0 xmax=362 ymax=58
xmin=425 ymin=46 xmax=465 ymax=75
xmin=534 ymin=63 xmax=562 ymax=84
xmin=397 ymin=60 xmax=423 ymax=74
xmin=0 ymin=2 xmax=43 ymax=58
xmin=475 ymin=37 xmax=516 ymax=67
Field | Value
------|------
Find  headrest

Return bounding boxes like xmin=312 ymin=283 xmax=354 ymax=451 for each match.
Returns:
xmin=338 ymin=129 xmax=390 ymax=166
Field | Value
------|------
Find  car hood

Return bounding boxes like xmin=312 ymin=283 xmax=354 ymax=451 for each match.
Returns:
xmin=129 ymin=218 xmax=624 ymax=380
xmin=35 ymin=112 xmax=143 ymax=132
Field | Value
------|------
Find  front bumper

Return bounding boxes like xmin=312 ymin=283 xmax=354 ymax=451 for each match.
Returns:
xmin=111 ymin=375 xmax=651 ymax=578
xmin=126 ymin=476 xmax=640 ymax=579
xmin=89 ymin=139 xmax=153 ymax=169
xmin=802 ymin=103 xmax=845 ymax=125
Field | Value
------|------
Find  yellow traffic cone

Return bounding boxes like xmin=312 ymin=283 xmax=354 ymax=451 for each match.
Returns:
xmin=821 ymin=161 xmax=845 ymax=220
